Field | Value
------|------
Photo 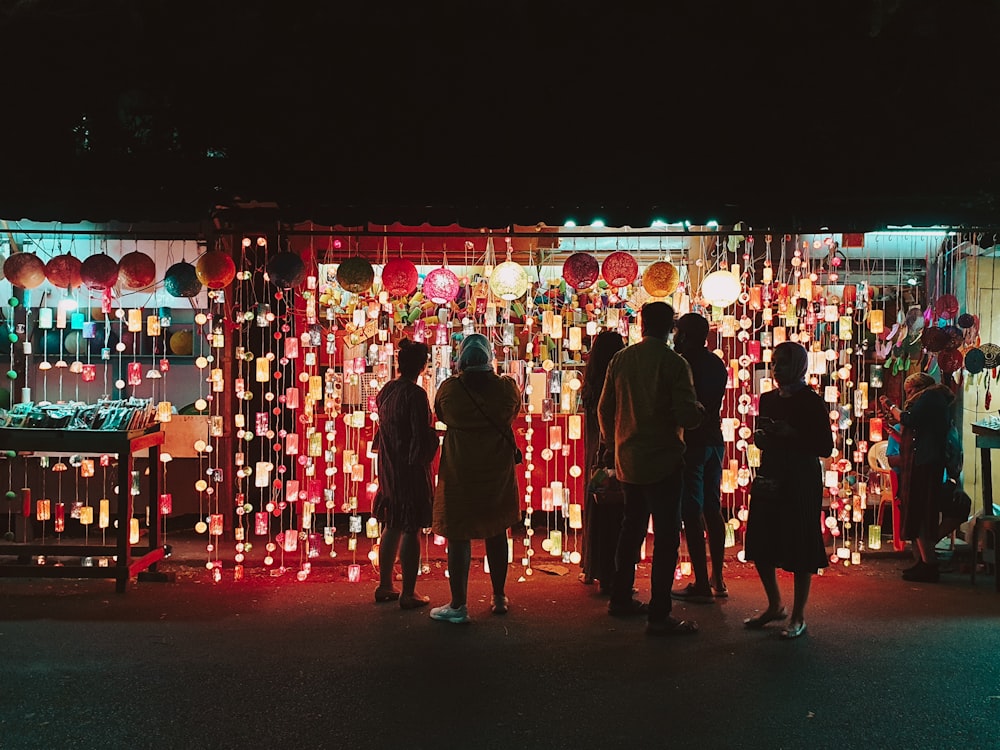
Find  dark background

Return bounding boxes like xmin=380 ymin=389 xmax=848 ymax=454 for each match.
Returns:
xmin=2 ymin=0 xmax=999 ymax=228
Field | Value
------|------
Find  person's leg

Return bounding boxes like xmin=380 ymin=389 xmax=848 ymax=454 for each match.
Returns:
xmin=679 ymin=451 xmax=710 ymax=590
xmin=702 ymin=446 xmax=727 ymax=592
xmin=610 ymin=483 xmax=650 ymax=609
xmin=376 ymin=526 xmax=402 ymax=598
xmin=789 ymin=571 xmax=811 ymax=627
xmin=755 ymin=562 xmax=783 ymax=613
xmin=648 ymin=474 xmax=683 ymax=622
xmin=446 ymin=539 xmax=472 ymax=608
xmin=484 ymin=531 xmax=510 ymax=612
xmin=398 ymin=530 xmax=427 ymax=605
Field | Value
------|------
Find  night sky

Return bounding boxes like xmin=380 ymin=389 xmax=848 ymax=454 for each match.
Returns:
xmin=2 ymin=0 xmax=999 ymax=227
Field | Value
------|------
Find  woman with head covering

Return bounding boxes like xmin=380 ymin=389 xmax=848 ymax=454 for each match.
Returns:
xmin=744 ymin=342 xmax=834 ymax=639
xmin=880 ymin=371 xmax=955 ymax=582
xmin=429 ymin=333 xmax=522 ymax=624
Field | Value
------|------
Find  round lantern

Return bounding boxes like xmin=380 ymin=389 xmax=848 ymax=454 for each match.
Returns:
xmin=164 ymin=261 xmax=203 ymax=297
xmin=266 ymin=252 xmax=307 ymax=289
xmin=489 ymin=261 xmax=529 ymax=301
xmin=195 ymin=251 xmax=236 ymax=290
xmin=118 ymin=251 xmax=157 ymax=290
xmin=44 ymin=254 xmax=83 ymax=289
xmin=601 ymin=251 xmax=639 ymax=287
xmin=336 ymin=257 xmax=375 ymax=293
xmin=4 ymin=253 xmax=46 ymax=289
xmin=423 ymin=267 xmax=460 ymax=304
xmin=562 ymin=252 xmax=600 ymax=290
xmin=937 ymin=348 xmax=963 ymax=374
xmin=701 ymin=270 xmax=741 ymax=308
xmin=381 ymin=258 xmax=419 ymax=297
xmin=642 ymin=261 xmax=679 ymax=297
xmin=934 ymin=294 xmax=960 ymax=320
xmin=80 ymin=253 xmax=120 ymax=290
xmin=169 ymin=329 xmax=194 ymax=356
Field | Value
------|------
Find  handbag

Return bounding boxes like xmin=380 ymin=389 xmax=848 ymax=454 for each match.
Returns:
xmin=456 ymin=376 xmax=523 ymax=464
xmin=588 ymin=443 xmax=624 ymax=505
xmin=750 ymin=474 xmax=783 ymax=504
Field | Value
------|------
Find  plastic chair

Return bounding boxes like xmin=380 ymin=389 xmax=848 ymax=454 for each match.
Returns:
xmin=867 ymin=441 xmax=906 ymax=552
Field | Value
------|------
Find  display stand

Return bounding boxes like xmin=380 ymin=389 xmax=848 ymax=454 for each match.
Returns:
xmin=0 ymin=425 xmax=171 ymax=593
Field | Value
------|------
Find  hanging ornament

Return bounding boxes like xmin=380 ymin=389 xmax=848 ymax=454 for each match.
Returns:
xmin=266 ymin=251 xmax=307 ymax=289
xmin=44 ymin=254 xmax=83 ymax=289
xmin=489 ymin=261 xmax=529 ymax=301
xmin=934 ymin=294 xmax=960 ymax=320
xmin=642 ymin=261 xmax=679 ymax=297
xmin=118 ymin=251 xmax=157 ymax=290
xmin=381 ymin=258 xmax=419 ymax=297
xmin=164 ymin=261 xmax=203 ymax=297
xmin=965 ymin=348 xmax=986 ymax=374
xmin=601 ymin=251 xmax=639 ymax=287
xmin=336 ymin=257 xmax=375 ymax=293
xmin=169 ymin=330 xmax=194 ymax=356
xmin=701 ymin=269 xmax=742 ymax=308
xmin=423 ymin=267 xmax=460 ymax=304
xmin=562 ymin=252 xmax=600 ymax=290
xmin=957 ymin=313 xmax=977 ymax=329
xmin=195 ymin=250 xmax=236 ymax=289
xmin=921 ymin=327 xmax=947 ymax=353
xmin=4 ymin=253 xmax=46 ymax=289
xmin=937 ymin=349 xmax=963 ymax=374
xmin=80 ymin=253 xmax=120 ymax=290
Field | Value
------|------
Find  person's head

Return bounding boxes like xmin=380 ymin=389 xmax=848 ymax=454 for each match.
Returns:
xmin=673 ymin=313 xmax=709 ymax=353
xmin=772 ymin=342 xmax=808 ymax=387
xmin=458 ymin=333 xmax=495 ymax=373
xmin=903 ymin=372 xmax=935 ymax=403
xmin=640 ymin=301 xmax=674 ymax=339
xmin=396 ymin=338 xmax=429 ymax=380
xmin=584 ymin=330 xmax=625 ymax=394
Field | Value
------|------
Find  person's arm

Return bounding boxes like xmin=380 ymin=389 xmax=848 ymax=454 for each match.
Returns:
xmin=409 ymin=390 xmax=439 ymax=465
xmin=597 ymin=360 xmax=616 ymax=446
xmin=498 ymin=375 xmax=522 ymax=425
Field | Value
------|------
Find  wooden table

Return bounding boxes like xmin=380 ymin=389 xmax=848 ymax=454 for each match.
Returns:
xmin=0 ymin=426 xmax=171 ymax=593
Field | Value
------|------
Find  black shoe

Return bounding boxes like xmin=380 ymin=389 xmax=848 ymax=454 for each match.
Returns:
xmin=670 ymin=583 xmax=715 ymax=604
xmin=608 ymin=599 xmax=649 ymax=617
xmin=646 ymin=616 xmax=699 ymax=636
xmin=903 ymin=563 xmax=940 ymax=583
xmin=901 ymin=561 xmax=924 ymax=575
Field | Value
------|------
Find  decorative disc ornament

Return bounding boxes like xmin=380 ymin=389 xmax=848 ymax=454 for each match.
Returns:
xmin=562 ymin=252 xmax=600 ymax=290
xmin=381 ymin=258 xmax=419 ymax=297
xmin=423 ymin=267 xmax=460 ymax=304
xmin=266 ymin=252 xmax=307 ymax=288
xmin=701 ymin=269 xmax=741 ymax=308
xmin=4 ymin=253 xmax=46 ymax=289
xmin=937 ymin=348 xmax=963 ymax=374
xmin=941 ymin=325 xmax=964 ymax=350
xmin=982 ymin=343 xmax=1000 ymax=369
xmin=80 ymin=253 xmax=120 ymax=290
xmin=163 ymin=261 xmax=203 ymax=297
xmin=601 ymin=251 xmax=639 ymax=287
xmin=118 ymin=251 xmax=157 ymax=290
xmin=957 ymin=313 xmax=977 ymax=329
xmin=195 ymin=251 xmax=236 ymax=290
xmin=336 ymin=257 xmax=375 ymax=294
xmin=934 ymin=294 xmax=960 ymax=320
xmin=921 ymin=327 xmax=947 ymax=353
xmin=44 ymin=254 xmax=83 ymax=289
xmin=489 ymin=261 xmax=529 ymax=301
xmin=642 ymin=261 xmax=679 ymax=297
xmin=965 ymin=348 xmax=986 ymax=374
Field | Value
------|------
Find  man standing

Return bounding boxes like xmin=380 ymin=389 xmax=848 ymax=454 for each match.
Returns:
xmin=670 ymin=313 xmax=729 ymax=604
xmin=598 ymin=302 xmax=704 ymax=636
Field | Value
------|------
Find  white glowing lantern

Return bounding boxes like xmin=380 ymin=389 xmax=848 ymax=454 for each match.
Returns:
xmin=488 ymin=261 xmax=529 ymax=300
xmin=702 ymin=270 xmax=741 ymax=308
xmin=568 ymin=414 xmax=582 ymax=440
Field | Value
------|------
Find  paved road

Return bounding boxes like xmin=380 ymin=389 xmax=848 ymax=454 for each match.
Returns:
xmin=1 ymin=547 xmax=998 ymax=750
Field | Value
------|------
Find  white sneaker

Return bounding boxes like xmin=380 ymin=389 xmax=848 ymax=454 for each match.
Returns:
xmin=429 ymin=604 xmax=470 ymax=624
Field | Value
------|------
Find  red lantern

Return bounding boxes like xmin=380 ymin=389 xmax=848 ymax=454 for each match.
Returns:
xmin=381 ymin=258 xmax=419 ymax=297
xmin=118 ymin=251 xmax=157 ymax=290
xmin=80 ymin=253 xmax=120 ymax=290
xmin=3 ymin=253 xmax=46 ymax=289
xmin=562 ymin=252 xmax=600 ymax=290
xmin=44 ymin=254 xmax=83 ymax=289
xmin=423 ymin=268 xmax=460 ymax=304
xmin=601 ymin=251 xmax=639 ymax=287
xmin=195 ymin=250 xmax=236 ymax=290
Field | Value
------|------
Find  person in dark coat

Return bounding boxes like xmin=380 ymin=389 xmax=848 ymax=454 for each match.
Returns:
xmin=671 ymin=313 xmax=730 ymax=603
xmin=579 ymin=330 xmax=626 ymax=593
xmin=744 ymin=342 xmax=833 ymax=639
xmin=372 ymin=339 xmax=440 ymax=609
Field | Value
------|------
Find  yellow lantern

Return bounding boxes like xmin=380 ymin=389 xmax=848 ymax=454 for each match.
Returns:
xmin=488 ymin=261 xmax=529 ymax=300
xmin=702 ymin=269 xmax=741 ymax=308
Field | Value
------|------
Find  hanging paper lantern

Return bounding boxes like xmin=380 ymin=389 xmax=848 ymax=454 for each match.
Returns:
xmin=169 ymin=329 xmax=194 ymax=356
xmin=266 ymin=252 xmax=307 ymax=288
xmin=423 ymin=267 xmax=460 ymax=304
xmin=118 ymin=251 xmax=157 ymax=290
xmin=195 ymin=250 xmax=236 ymax=290
xmin=80 ymin=253 xmax=120 ymax=290
xmin=164 ymin=261 xmax=203 ymax=297
xmin=381 ymin=258 xmax=419 ymax=297
xmin=4 ymin=253 xmax=46 ymax=289
xmin=934 ymin=294 xmax=960 ymax=320
xmin=938 ymin=348 xmax=963 ymax=374
xmin=601 ymin=251 xmax=639 ymax=287
xmin=336 ymin=257 xmax=375 ymax=293
xmin=489 ymin=261 xmax=529 ymax=301
xmin=562 ymin=252 xmax=600 ymax=290
xmin=642 ymin=261 xmax=679 ymax=297
xmin=44 ymin=254 xmax=83 ymax=289
xmin=701 ymin=270 xmax=741 ymax=308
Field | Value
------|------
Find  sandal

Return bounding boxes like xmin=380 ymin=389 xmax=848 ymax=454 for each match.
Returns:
xmin=374 ymin=587 xmax=401 ymax=603
xmin=646 ymin=616 xmax=699 ymax=636
xmin=743 ymin=607 xmax=788 ymax=629
xmin=780 ymin=621 xmax=807 ymax=640
xmin=491 ymin=595 xmax=510 ymax=615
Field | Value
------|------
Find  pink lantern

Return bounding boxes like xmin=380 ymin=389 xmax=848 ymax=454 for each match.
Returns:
xmin=423 ymin=267 xmax=460 ymax=304
xmin=562 ymin=252 xmax=600 ymax=290
xmin=601 ymin=251 xmax=639 ymax=287
xmin=382 ymin=258 xmax=419 ymax=297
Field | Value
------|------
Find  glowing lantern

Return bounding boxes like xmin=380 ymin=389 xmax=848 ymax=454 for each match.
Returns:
xmin=642 ymin=261 xmax=679 ymax=297
xmin=423 ymin=267 xmax=460 ymax=304
xmin=266 ymin=252 xmax=307 ymax=288
xmin=118 ymin=251 xmax=157 ymax=290
xmin=195 ymin=251 xmax=236 ymax=289
xmin=169 ymin=330 xmax=194 ymax=356
xmin=44 ymin=254 xmax=83 ymax=289
xmin=4 ymin=253 xmax=47 ymax=289
xmin=163 ymin=261 xmax=203 ymax=297
xmin=562 ymin=252 xmax=600 ymax=290
xmin=99 ymin=499 xmax=110 ymax=529
xmin=702 ymin=270 xmax=741 ymax=308
xmin=488 ymin=261 xmax=529 ymax=300
xmin=336 ymin=257 xmax=375 ymax=293
xmin=601 ymin=251 xmax=639 ymax=287
xmin=381 ymin=258 xmax=419 ymax=297
xmin=80 ymin=253 xmax=120 ymax=290
xmin=869 ymin=418 xmax=884 ymax=442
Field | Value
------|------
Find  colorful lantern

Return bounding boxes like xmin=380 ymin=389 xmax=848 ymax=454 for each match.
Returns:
xmin=562 ymin=252 xmax=600 ymax=290
xmin=381 ymin=258 xmax=419 ymax=297
xmin=488 ymin=261 xmax=529 ymax=301
xmin=601 ymin=251 xmax=639 ymax=287
xmin=44 ymin=254 xmax=83 ymax=289
xmin=117 ymin=251 xmax=157 ymax=290
xmin=164 ymin=261 xmax=203 ymax=297
xmin=4 ymin=253 xmax=46 ymax=289
xmin=423 ymin=267 xmax=460 ymax=304
xmin=336 ymin=257 xmax=375 ymax=293
xmin=195 ymin=251 xmax=236 ymax=289
xmin=642 ymin=261 xmax=679 ymax=297
xmin=80 ymin=253 xmax=120 ymax=290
